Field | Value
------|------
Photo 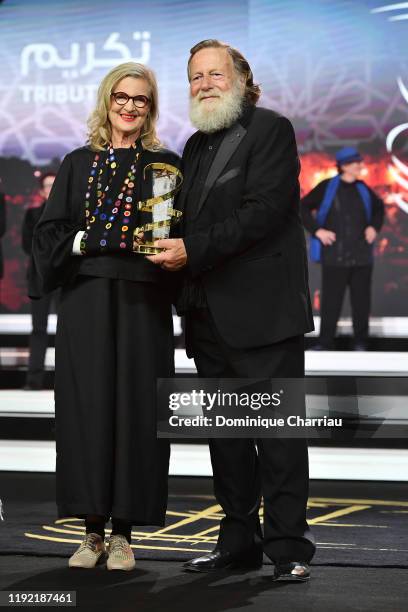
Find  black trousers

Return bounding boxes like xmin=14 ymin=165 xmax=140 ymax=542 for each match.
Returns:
xmin=319 ymin=265 xmax=373 ymax=347
xmin=186 ymin=308 xmax=316 ymax=563
xmin=26 ymin=293 xmax=55 ymax=387
xmin=55 ymin=275 xmax=174 ymax=526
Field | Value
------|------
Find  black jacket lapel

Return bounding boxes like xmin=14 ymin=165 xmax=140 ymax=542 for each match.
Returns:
xmin=194 ymin=122 xmax=247 ymax=218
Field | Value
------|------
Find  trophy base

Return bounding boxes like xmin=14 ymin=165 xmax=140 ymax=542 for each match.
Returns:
xmin=134 ymin=244 xmax=165 ymax=255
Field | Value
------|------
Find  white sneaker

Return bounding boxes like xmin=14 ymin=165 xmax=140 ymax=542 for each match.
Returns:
xmin=68 ymin=533 xmax=106 ymax=569
xmin=106 ymin=534 xmax=136 ymax=571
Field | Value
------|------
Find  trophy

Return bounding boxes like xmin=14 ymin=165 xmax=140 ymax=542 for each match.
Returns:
xmin=133 ymin=163 xmax=183 ymax=255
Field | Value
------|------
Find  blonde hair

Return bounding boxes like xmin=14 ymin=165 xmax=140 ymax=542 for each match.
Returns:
xmin=87 ymin=62 xmax=162 ymax=151
xmin=188 ymin=39 xmax=261 ymax=105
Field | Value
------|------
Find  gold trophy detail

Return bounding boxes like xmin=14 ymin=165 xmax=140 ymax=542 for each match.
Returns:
xmin=133 ymin=163 xmax=183 ymax=255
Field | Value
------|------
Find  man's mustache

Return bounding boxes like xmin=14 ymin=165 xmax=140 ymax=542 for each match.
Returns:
xmin=197 ymin=92 xmax=222 ymax=101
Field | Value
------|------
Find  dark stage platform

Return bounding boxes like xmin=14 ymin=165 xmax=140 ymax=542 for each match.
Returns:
xmin=0 ymin=473 xmax=407 ymax=611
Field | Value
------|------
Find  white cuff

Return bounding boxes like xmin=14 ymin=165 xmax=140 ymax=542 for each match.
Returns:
xmin=72 ymin=230 xmax=85 ymax=255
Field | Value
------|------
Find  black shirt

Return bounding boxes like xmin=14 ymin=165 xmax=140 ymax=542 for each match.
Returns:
xmin=184 ymin=130 xmax=226 ymax=234
xmin=179 ymin=130 xmax=226 ymax=310
xmin=301 ymin=177 xmax=384 ymax=266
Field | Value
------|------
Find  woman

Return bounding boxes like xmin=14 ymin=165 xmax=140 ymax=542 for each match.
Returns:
xmin=30 ymin=63 xmax=181 ymax=571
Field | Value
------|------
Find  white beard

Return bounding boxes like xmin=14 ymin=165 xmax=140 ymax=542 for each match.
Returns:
xmin=189 ymin=80 xmax=245 ymax=133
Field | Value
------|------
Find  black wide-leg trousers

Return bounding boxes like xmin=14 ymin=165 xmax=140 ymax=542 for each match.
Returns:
xmin=55 ymin=275 xmax=174 ymax=525
xmin=186 ymin=308 xmax=316 ymax=563
xmin=319 ymin=265 xmax=373 ymax=347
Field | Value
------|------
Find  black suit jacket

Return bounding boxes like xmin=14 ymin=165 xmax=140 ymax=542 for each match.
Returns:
xmin=179 ymin=106 xmax=314 ymax=349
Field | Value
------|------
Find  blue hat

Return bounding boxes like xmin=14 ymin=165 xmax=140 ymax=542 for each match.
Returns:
xmin=335 ymin=147 xmax=363 ymax=165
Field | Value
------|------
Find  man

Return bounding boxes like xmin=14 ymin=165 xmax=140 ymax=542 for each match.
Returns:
xmin=148 ymin=39 xmax=315 ymax=581
xmin=22 ymin=172 xmax=57 ymax=389
xmin=301 ymin=147 xmax=384 ymax=350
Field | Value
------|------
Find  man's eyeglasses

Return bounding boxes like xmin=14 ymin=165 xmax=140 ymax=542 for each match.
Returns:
xmin=111 ymin=92 xmax=150 ymax=109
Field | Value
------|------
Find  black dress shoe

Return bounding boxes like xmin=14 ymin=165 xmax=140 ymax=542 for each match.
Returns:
xmin=273 ymin=561 xmax=310 ymax=582
xmin=22 ymin=383 xmax=43 ymax=391
xmin=184 ymin=546 xmax=263 ymax=573
xmin=353 ymin=342 xmax=367 ymax=351
xmin=308 ymin=344 xmax=324 ymax=351
xmin=309 ymin=343 xmax=333 ymax=351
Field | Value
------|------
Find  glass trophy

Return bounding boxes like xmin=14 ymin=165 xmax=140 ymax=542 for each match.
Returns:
xmin=133 ymin=163 xmax=183 ymax=255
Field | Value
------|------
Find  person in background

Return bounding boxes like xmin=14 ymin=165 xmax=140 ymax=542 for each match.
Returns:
xmin=301 ymin=147 xmax=384 ymax=350
xmin=0 ymin=189 xmax=5 ymax=368
xmin=22 ymin=173 xmax=56 ymax=389
xmin=0 ymin=191 xmax=6 ymax=283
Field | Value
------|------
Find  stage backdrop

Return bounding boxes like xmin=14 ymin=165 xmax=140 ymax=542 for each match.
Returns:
xmin=0 ymin=0 xmax=407 ymax=314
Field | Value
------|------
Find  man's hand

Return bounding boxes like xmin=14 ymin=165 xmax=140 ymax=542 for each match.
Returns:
xmin=146 ymin=238 xmax=187 ymax=271
xmin=365 ymin=226 xmax=377 ymax=244
xmin=315 ymin=228 xmax=336 ymax=246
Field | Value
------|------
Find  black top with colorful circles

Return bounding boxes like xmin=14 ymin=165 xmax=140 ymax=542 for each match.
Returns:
xmin=28 ymin=144 xmax=181 ymax=298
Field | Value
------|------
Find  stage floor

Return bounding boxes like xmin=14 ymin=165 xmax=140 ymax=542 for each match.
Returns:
xmin=0 ymin=474 xmax=406 ymax=612
xmin=1 ymin=556 xmax=404 ymax=612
